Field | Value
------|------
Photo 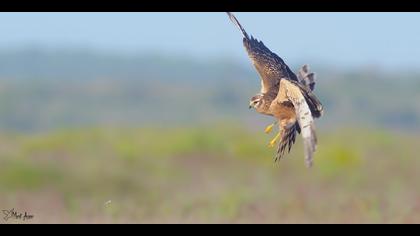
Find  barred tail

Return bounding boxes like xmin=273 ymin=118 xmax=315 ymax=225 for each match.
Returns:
xmin=303 ymin=91 xmax=324 ymax=118
xmin=295 ymin=65 xmax=324 ymax=118
xmin=297 ymin=64 xmax=316 ymax=91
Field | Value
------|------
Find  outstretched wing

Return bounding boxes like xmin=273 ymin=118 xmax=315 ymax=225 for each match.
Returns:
xmin=276 ymin=79 xmax=318 ymax=167
xmin=226 ymin=12 xmax=298 ymax=95
xmin=244 ymin=37 xmax=299 ymax=94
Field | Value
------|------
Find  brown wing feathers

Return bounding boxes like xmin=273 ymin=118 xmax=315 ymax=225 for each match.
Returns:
xmin=226 ymin=12 xmax=299 ymax=89
xmin=227 ymin=12 xmax=323 ymax=167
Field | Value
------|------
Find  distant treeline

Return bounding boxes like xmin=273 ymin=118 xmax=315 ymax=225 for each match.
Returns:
xmin=0 ymin=48 xmax=419 ymax=132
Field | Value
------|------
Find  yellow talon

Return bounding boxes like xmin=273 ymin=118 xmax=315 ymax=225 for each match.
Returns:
xmin=264 ymin=121 xmax=278 ymax=134
xmin=264 ymin=124 xmax=274 ymax=134
xmin=268 ymin=132 xmax=281 ymax=148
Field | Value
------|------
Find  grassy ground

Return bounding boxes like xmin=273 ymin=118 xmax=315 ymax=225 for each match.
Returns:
xmin=0 ymin=125 xmax=419 ymax=223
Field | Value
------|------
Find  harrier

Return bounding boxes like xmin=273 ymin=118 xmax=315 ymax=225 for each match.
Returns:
xmin=226 ymin=12 xmax=323 ymax=167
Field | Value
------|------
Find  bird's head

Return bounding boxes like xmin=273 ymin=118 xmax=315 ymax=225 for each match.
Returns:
xmin=249 ymin=94 xmax=264 ymax=109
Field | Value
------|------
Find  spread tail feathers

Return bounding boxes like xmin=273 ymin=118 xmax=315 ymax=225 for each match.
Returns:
xmin=226 ymin=12 xmax=250 ymax=40
xmin=297 ymin=64 xmax=316 ymax=91
xmin=295 ymin=65 xmax=323 ymax=118
xmin=303 ymin=90 xmax=323 ymax=118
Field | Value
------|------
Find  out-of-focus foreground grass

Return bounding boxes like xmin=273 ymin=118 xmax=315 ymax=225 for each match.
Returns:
xmin=0 ymin=125 xmax=419 ymax=223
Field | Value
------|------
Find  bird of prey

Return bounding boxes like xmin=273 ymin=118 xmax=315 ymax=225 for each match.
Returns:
xmin=226 ymin=12 xmax=323 ymax=167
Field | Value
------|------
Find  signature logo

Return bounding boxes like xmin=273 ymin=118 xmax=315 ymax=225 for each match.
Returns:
xmin=2 ymin=208 xmax=34 ymax=221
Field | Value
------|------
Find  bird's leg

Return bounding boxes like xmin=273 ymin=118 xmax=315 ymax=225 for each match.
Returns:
xmin=268 ymin=131 xmax=281 ymax=148
xmin=264 ymin=120 xmax=278 ymax=134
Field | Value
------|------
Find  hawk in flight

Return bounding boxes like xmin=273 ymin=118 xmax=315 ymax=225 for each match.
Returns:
xmin=226 ymin=12 xmax=324 ymax=167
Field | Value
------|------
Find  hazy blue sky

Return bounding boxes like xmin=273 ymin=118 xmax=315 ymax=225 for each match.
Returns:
xmin=0 ymin=12 xmax=419 ymax=70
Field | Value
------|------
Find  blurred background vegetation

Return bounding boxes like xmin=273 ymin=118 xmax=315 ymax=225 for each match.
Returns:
xmin=0 ymin=49 xmax=419 ymax=223
xmin=1 ymin=13 xmax=420 ymax=223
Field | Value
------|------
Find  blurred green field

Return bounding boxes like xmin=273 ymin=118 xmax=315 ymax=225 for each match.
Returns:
xmin=1 ymin=125 xmax=419 ymax=223
xmin=1 ymin=14 xmax=420 ymax=224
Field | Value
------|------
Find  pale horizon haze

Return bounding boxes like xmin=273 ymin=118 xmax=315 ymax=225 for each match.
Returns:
xmin=0 ymin=12 xmax=419 ymax=70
